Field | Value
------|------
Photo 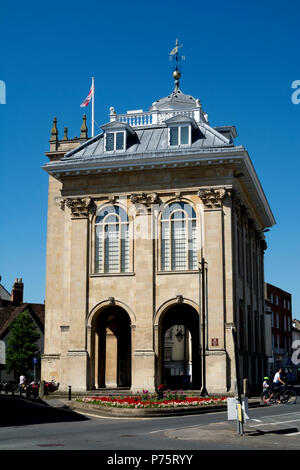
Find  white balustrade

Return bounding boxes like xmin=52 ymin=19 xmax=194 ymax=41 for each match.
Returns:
xmin=110 ymin=108 xmax=202 ymax=127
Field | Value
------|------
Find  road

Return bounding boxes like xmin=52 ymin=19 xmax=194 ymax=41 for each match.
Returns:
xmin=1 ymin=394 xmax=300 ymax=452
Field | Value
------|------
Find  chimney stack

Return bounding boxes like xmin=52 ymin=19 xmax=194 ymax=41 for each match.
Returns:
xmin=11 ymin=278 xmax=24 ymax=304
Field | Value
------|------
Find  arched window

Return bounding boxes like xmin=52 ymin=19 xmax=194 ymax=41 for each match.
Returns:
xmin=95 ymin=205 xmax=129 ymax=273
xmin=160 ymin=202 xmax=197 ymax=271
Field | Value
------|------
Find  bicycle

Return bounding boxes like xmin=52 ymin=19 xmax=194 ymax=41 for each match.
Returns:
xmin=261 ymin=385 xmax=297 ymax=405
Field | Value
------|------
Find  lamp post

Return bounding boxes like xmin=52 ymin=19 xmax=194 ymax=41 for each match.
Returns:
xmin=199 ymin=258 xmax=208 ymax=396
xmin=198 ymin=261 xmax=202 ymax=390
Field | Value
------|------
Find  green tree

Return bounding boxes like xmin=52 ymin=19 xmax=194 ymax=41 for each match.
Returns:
xmin=6 ymin=310 xmax=40 ymax=378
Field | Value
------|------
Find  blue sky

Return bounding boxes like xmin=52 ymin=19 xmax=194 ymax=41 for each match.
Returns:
xmin=0 ymin=0 xmax=299 ymax=318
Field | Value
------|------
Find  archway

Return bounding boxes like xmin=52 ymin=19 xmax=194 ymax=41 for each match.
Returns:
xmin=91 ymin=306 xmax=131 ymax=388
xmin=159 ymin=303 xmax=200 ymax=389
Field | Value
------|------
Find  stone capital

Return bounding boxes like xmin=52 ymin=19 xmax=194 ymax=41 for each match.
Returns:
xmin=130 ymin=192 xmax=159 ymax=215
xmin=198 ymin=188 xmax=231 ymax=209
xmin=130 ymin=192 xmax=159 ymax=206
xmin=64 ymin=197 xmax=94 ymax=218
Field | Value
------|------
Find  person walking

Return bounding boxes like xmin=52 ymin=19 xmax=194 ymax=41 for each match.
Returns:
xmin=19 ymin=374 xmax=26 ymax=392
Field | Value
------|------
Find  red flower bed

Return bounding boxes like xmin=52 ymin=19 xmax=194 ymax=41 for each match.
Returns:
xmin=78 ymin=395 xmax=227 ymax=408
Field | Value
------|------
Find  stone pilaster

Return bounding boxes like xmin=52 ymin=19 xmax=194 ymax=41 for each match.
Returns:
xmin=131 ymin=193 xmax=157 ymax=392
xmin=64 ymin=197 xmax=93 ymax=391
xmin=198 ymin=188 xmax=231 ymax=393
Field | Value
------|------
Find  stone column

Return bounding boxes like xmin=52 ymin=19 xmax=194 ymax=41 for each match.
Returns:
xmin=130 ymin=193 xmax=157 ymax=392
xmin=64 ymin=197 xmax=93 ymax=392
xmin=105 ymin=329 xmax=118 ymax=387
xmin=198 ymin=188 xmax=231 ymax=394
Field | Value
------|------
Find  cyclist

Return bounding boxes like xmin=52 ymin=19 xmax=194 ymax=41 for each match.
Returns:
xmin=262 ymin=376 xmax=270 ymax=391
xmin=262 ymin=376 xmax=271 ymax=400
xmin=266 ymin=368 xmax=286 ymax=403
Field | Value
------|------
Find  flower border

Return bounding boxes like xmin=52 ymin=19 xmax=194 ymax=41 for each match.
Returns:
xmin=77 ymin=395 xmax=227 ymax=409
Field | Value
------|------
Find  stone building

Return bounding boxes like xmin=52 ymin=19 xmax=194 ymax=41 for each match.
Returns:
xmin=41 ymin=72 xmax=275 ymax=393
xmin=0 ymin=277 xmax=44 ymax=381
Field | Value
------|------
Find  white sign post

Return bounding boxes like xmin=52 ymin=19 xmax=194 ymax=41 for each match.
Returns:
xmin=0 ymin=341 xmax=5 ymax=365
xmin=227 ymin=397 xmax=249 ymax=432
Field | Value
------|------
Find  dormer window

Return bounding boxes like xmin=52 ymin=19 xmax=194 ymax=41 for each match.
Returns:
xmin=166 ymin=115 xmax=197 ymax=148
xmin=169 ymin=126 xmax=190 ymax=146
xmin=105 ymin=131 xmax=125 ymax=151
xmin=101 ymin=121 xmax=136 ymax=153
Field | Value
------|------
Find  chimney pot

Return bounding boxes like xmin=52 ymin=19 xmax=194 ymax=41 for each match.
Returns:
xmin=11 ymin=278 xmax=24 ymax=304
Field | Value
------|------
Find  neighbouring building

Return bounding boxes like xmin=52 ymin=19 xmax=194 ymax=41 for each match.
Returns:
xmin=41 ymin=64 xmax=275 ymax=393
xmin=265 ymin=282 xmax=293 ymax=374
xmin=0 ymin=277 xmax=45 ymax=382
xmin=292 ymin=318 xmax=300 ymax=344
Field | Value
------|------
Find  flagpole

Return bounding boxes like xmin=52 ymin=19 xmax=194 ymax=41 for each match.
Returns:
xmin=92 ymin=77 xmax=95 ymax=138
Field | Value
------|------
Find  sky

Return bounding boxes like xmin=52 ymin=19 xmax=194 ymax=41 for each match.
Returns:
xmin=0 ymin=0 xmax=299 ymax=319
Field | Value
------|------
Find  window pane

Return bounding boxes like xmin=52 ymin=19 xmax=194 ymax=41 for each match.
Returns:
xmin=171 ymin=210 xmax=185 ymax=220
xmin=96 ymin=205 xmax=129 ymax=223
xmin=171 ymin=220 xmax=187 ymax=270
xmin=104 ymin=225 xmax=120 ymax=272
xmin=116 ymin=132 xmax=124 ymax=150
xmin=180 ymin=126 xmax=189 ymax=145
xmin=170 ymin=127 xmax=178 ymax=146
xmin=121 ymin=224 xmax=130 ymax=272
xmin=95 ymin=225 xmax=103 ymax=273
xmin=161 ymin=222 xmax=170 ymax=271
xmin=189 ymin=220 xmax=197 ymax=270
xmin=106 ymin=132 xmax=114 ymax=151
xmin=105 ymin=214 xmax=119 ymax=223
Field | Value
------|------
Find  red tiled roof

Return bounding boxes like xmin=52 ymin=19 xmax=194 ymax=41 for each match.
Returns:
xmin=0 ymin=302 xmax=45 ymax=338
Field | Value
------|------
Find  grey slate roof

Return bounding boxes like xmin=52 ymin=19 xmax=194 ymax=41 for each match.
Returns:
xmin=0 ymin=284 xmax=11 ymax=301
xmin=61 ymin=121 xmax=233 ymax=164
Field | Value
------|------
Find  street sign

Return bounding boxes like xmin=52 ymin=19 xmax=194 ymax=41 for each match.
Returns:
xmin=227 ymin=397 xmax=249 ymax=422
xmin=0 ymin=341 xmax=5 ymax=364
xmin=33 ymin=357 xmax=38 ymax=364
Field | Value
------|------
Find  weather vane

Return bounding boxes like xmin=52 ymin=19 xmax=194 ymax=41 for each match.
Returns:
xmin=169 ymin=39 xmax=185 ymax=90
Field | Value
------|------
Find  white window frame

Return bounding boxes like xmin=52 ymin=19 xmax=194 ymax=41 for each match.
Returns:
xmin=95 ymin=205 xmax=130 ymax=274
xmin=105 ymin=131 xmax=126 ymax=152
xmin=168 ymin=125 xmax=192 ymax=148
xmin=159 ymin=202 xmax=197 ymax=272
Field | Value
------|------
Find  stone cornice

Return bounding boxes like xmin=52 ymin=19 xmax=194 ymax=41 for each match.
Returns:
xmin=43 ymin=147 xmax=275 ymax=229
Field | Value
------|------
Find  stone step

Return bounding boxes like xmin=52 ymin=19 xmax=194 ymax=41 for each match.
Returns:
xmin=46 ymin=388 xmax=231 ymax=399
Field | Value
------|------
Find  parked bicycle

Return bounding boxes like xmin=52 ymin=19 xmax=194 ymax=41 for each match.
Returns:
xmin=261 ymin=384 xmax=297 ymax=405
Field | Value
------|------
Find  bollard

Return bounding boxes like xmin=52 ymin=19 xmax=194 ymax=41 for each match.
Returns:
xmin=68 ymin=385 xmax=72 ymax=401
xmin=243 ymin=378 xmax=249 ymax=397
xmin=39 ymin=380 xmax=45 ymax=399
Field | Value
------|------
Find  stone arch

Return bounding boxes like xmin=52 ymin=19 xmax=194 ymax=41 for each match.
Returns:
xmin=87 ymin=298 xmax=136 ymax=328
xmin=154 ymin=297 xmax=199 ymax=325
xmin=87 ymin=300 xmax=134 ymax=389
xmin=154 ymin=300 xmax=201 ymax=389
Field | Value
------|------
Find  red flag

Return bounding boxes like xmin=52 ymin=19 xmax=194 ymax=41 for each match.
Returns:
xmin=80 ymin=84 xmax=93 ymax=107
